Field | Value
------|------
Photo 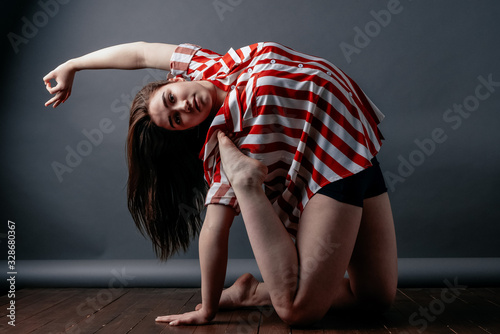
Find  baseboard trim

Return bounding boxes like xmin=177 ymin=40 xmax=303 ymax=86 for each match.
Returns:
xmin=13 ymin=258 xmax=500 ymax=288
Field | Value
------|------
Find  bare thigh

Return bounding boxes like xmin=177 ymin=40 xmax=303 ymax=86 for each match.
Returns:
xmin=291 ymin=193 xmax=363 ymax=318
xmin=347 ymin=192 xmax=398 ymax=307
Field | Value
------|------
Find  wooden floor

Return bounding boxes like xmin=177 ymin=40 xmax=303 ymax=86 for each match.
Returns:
xmin=1 ymin=287 xmax=499 ymax=333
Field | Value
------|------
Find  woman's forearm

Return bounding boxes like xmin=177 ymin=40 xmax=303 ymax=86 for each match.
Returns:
xmin=199 ymin=224 xmax=229 ymax=318
xmin=66 ymin=41 xmax=177 ymax=72
xmin=198 ymin=205 xmax=235 ymax=319
xmin=66 ymin=42 xmax=145 ymax=71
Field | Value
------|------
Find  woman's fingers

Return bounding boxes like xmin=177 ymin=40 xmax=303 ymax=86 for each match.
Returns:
xmin=42 ymin=71 xmax=54 ymax=84
xmin=62 ymin=92 xmax=70 ymax=104
xmin=155 ymin=315 xmax=173 ymax=323
xmin=43 ymin=65 xmax=75 ymax=107
xmin=43 ymin=76 xmax=71 ymax=108
xmin=46 ymin=85 xmax=55 ymax=95
xmin=45 ymin=91 xmax=65 ymax=108
xmin=155 ymin=315 xmax=182 ymax=325
xmin=43 ymin=73 xmax=59 ymax=92
xmin=155 ymin=310 xmax=211 ymax=326
xmin=44 ymin=79 xmax=57 ymax=94
xmin=45 ymin=96 xmax=58 ymax=107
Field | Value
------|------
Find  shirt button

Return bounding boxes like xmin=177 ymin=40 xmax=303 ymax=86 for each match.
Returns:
xmin=231 ymin=85 xmax=236 ymax=90
xmin=270 ymin=59 xmax=276 ymax=64
xmin=298 ymin=64 xmax=303 ymax=68
xmin=247 ymin=68 xmax=253 ymax=74
xmin=327 ymin=71 xmax=332 ymax=76
xmin=348 ymin=92 xmax=353 ymax=97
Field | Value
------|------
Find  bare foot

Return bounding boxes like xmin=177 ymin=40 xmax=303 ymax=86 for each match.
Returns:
xmin=196 ymin=273 xmax=270 ymax=311
xmin=217 ymin=131 xmax=268 ymax=189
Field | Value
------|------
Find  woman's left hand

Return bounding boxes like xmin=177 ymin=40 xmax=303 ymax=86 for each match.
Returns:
xmin=155 ymin=309 xmax=214 ymax=326
xmin=43 ymin=60 xmax=78 ymax=108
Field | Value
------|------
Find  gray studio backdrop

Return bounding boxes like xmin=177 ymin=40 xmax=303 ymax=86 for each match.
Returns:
xmin=1 ymin=0 xmax=499 ymax=288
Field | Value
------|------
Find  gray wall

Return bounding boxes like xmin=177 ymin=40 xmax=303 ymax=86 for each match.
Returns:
xmin=1 ymin=1 xmax=500 ymax=285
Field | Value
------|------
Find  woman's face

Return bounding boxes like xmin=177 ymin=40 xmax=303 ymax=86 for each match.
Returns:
xmin=149 ymin=78 xmax=218 ymax=131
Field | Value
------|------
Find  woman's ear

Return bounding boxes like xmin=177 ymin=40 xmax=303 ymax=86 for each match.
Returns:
xmin=168 ymin=77 xmax=186 ymax=83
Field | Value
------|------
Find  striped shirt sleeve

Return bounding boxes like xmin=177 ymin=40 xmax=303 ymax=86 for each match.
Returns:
xmin=205 ymin=159 xmax=240 ymax=213
xmin=169 ymin=43 xmax=223 ymax=81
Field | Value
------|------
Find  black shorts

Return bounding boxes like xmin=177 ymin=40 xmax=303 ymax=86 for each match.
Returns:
xmin=316 ymin=157 xmax=387 ymax=207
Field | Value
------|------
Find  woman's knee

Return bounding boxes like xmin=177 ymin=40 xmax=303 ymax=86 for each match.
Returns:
xmin=274 ymin=301 xmax=327 ymax=326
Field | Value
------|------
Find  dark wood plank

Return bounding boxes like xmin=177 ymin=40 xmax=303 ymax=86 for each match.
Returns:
xmin=153 ymin=290 xmax=263 ymax=334
xmin=0 ymin=288 xmax=90 ymax=333
xmin=398 ymin=288 xmax=463 ymax=333
xmin=442 ymin=288 xmax=500 ymax=333
xmin=94 ymin=288 xmax=175 ymax=334
xmin=448 ymin=288 xmax=500 ymax=333
xmin=485 ymin=287 xmax=500 ymax=298
xmin=254 ymin=306 xmax=289 ymax=334
xmin=125 ymin=288 xmax=198 ymax=334
xmin=0 ymin=288 xmax=40 ymax=310
xmin=378 ymin=290 xmax=425 ymax=334
xmin=313 ymin=309 xmax=391 ymax=334
xmin=220 ymin=307 xmax=263 ymax=334
xmin=61 ymin=288 xmax=171 ymax=333
xmin=468 ymin=288 xmax=500 ymax=307
xmin=1 ymin=289 xmax=102 ymax=333
xmin=193 ymin=308 xmax=235 ymax=334
xmin=423 ymin=288 xmax=489 ymax=333
xmin=3 ymin=287 xmax=500 ymax=333
xmin=0 ymin=288 xmax=78 ymax=320
xmin=291 ymin=324 xmax=325 ymax=334
xmin=30 ymin=288 xmax=129 ymax=334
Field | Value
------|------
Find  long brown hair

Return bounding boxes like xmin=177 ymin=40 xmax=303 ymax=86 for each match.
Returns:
xmin=126 ymin=80 xmax=211 ymax=260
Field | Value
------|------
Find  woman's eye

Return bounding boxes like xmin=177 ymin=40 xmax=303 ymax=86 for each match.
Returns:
xmin=169 ymin=93 xmax=174 ymax=103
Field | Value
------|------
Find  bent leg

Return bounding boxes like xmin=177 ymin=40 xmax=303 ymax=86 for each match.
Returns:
xmin=217 ymin=132 xmax=363 ymax=325
xmin=288 ymin=194 xmax=362 ymax=323
xmin=217 ymin=193 xmax=398 ymax=315
xmin=346 ymin=192 xmax=398 ymax=310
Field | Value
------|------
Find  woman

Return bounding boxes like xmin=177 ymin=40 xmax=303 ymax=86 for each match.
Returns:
xmin=44 ymin=41 xmax=397 ymax=326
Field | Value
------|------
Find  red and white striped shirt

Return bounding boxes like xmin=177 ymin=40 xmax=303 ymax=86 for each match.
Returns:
xmin=170 ymin=42 xmax=385 ymax=236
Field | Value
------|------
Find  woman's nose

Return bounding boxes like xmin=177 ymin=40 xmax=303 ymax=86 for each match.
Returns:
xmin=179 ymin=100 xmax=191 ymax=113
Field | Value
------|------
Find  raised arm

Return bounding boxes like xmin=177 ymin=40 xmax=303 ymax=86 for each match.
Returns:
xmin=156 ymin=203 xmax=236 ymax=326
xmin=43 ymin=42 xmax=177 ymax=108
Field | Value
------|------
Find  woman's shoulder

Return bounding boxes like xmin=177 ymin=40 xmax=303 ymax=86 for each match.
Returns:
xmin=251 ymin=42 xmax=307 ymax=58
xmin=230 ymin=42 xmax=296 ymax=61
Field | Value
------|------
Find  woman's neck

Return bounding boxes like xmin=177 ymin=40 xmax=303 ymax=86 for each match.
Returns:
xmin=203 ymin=80 xmax=227 ymax=114
xmin=215 ymin=84 xmax=228 ymax=110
